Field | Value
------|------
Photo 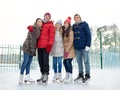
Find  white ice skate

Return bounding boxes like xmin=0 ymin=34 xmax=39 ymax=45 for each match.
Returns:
xmin=24 ymin=74 xmax=35 ymax=84
xmin=63 ymin=72 xmax=69 ymax=81
xmin=52 ymin=73 xmax=57 ymax=83
xmin=57 ymin=73 xmax=63 ymax=82
xmin=64 ymin=73 xmax=73 ymax=83
xmin=18 ymin=74 xmax=24 ymax=84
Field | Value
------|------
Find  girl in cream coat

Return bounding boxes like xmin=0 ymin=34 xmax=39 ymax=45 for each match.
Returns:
xmin=62 ymin=17 xmax=75 ymax=83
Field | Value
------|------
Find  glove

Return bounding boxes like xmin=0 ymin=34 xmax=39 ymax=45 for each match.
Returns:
xmin=64 ymin=52 xmax=69 ymax=58
xmin=27 ymin=25 xmax=33 ymax=32
xmin=85 ymin=46 xmax=90 ymax=51
xmin=46 ymin=45 xmax=52 ymax=53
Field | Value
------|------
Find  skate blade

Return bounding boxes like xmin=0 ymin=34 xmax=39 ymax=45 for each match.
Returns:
xmin=64 ymin=80 xmax=73 ymax=84
xmin=52 ymin=80 xmax=62 ymax=84
xmin=74 ymin=80 xmax=83 ymax=83
xmin=24 ymin=80 xmax=35 ymax=84
xmin=57 ymin=79 xmax=64 ymax=83
xmin=18 ymin=82 xmax=24 ymax=85
xmin=37 ymin=79 xmax=43 ymax=84
xmin=42 ymin=82 xmax=48 ymax=85
xmin=37 ymin=81 xmax=43 ymax=84
xmin=52 ymin=80 xmax=57 ymax=83
xmin=42 ymin=80 xmax=48 ymax=85
xmin=83 ymin=79 xmax=90 ymax=83
xmin=74 ymin=78 xmax=83 ymax=83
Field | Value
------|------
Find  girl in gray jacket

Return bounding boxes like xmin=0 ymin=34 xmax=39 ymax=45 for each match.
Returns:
xmin=19 ymin=18 xmax=43 ymax=84
xmin=50 ymin=19 xmax=64 ymax=82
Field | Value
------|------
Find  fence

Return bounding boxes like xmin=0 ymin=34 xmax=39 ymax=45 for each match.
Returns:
xmin=0 ymin=44 xmax=120 ymax=70
xmin=0 ymin=44 xmax=20 ymax=70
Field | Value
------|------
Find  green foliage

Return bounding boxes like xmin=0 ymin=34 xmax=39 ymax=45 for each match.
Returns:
xmin=93 ymin=24 xmax=120 ymax=50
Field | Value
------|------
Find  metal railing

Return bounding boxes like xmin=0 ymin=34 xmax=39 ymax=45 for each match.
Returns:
xmin=0 ymin=44 xmax=120 ymax=70
xmin=0 ymin=44 xmax=21 ymax=70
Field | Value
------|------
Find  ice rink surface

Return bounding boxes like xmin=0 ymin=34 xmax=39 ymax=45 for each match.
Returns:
xmin=0 ymin=68 xmax=120 ymax=90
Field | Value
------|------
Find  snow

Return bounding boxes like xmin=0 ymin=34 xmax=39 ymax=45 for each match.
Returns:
xmin=0 ymin=68 xmax=120 ymax=90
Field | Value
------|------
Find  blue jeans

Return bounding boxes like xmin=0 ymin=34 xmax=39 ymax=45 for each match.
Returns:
xmin=75 ymin=49 xmax=90 ymax=74
xmin=53 ymin=57 xmax=63 ymax=73
xmin=20 ymin=52 xmax=33 ymax=75
xmin=63 ymin=58 xmax=73 ymax=73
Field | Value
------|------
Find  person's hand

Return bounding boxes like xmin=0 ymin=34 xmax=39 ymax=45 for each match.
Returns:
xmin=27 ymin=25 xmax=33 ymax=32
xmin=64 ymin=52 xmax=69 ymax=58
xmin=85 ymin=46 xmax=90 ymax=51
xmin=46 ymin=45 xmax=52 ymax=53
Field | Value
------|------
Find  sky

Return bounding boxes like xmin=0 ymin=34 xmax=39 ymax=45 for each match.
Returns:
xmin=0 ymin=0 xmax=120 ymax=45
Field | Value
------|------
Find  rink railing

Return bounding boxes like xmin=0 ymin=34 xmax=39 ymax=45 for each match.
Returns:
xmin=0 ymin=44 xmax=120 ymax=70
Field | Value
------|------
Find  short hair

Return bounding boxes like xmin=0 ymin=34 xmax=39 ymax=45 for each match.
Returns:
xmin=74 ymin=14 xmax=81 ymax=21
xmin=74 ymin=14 xmax=80 ymax=18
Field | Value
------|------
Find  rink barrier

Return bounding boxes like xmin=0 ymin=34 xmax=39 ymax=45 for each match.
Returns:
xmin=0 ymin=44 xmax=120 ymax=70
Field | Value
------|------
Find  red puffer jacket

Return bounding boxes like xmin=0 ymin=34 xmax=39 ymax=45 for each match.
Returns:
xmin=37 ymin=21 xmax=55 ymax=48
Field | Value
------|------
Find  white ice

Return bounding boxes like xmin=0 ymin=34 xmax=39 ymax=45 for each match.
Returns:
xmin=0 ymin=68 xmax=120 ymax=90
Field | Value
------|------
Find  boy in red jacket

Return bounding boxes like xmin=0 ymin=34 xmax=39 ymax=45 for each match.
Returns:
xmin=28 ymin=12 xmax=55 ymax=84
xmin=37 ymin=12 xmax=55 ymax=84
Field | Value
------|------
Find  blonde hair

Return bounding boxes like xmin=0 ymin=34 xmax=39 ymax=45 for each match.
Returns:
xmin=55 ymin=25 xmax=63 ymax=36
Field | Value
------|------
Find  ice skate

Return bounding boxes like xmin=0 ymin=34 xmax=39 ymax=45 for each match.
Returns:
xmin=52 ymin=73 xmax=57 ymax=83
xmin=24 ymin=74 xmax=35 ymax=84
xmin=83 ymin=74 xmax=90 ymax=83
xmin=42 ymin=74 xmax=48 ymax=84
xmin=18 ymin=74 xmax=24 ymax=84
xmin=57 ymin=73 xmax=63 ymax=82
xmin=37 ymin=74 xmax=44 ymax=83
xmin=64 ymin=73 xmax=73 ymax=83
xmin=63 ymin=72 xmax=69 ymax=81
xmin=74 ymin=73 xmax=84 ymax=83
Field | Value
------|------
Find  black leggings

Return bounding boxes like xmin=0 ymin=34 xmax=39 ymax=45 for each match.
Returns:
xmin=63 ymin=58 xmax=73 ymax=73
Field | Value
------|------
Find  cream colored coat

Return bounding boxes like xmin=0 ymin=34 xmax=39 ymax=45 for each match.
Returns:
xmin=63 ymin=29 xmax=75 ymax=59
xmin=50 ymin=30 xmax=64 ymax=57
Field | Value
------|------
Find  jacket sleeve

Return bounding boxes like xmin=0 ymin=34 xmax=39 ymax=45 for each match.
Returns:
xmin=27 ymin=25 xmax=34 ymax=32
xmin=48 ymin=24 xmax=55 ymax=46
xmin=65 ymin=30 xmax=74 ymax=52
xmin=84 ymin=22 xmax=91 ymax=47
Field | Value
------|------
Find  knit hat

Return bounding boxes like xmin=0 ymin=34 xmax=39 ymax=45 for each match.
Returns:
xmin=44 ymin=12 xmax=51 ymax=18
xmin=56 ymin=19 xmax=62 ymax=25
xmin=64 ymin=16 xmax=71 ymax=24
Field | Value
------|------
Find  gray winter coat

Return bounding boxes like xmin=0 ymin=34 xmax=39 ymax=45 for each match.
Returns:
xmin=22 ymin=27 xmax=40 ymax=56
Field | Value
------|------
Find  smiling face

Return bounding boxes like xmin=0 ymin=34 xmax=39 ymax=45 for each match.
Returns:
xmin=37 ymin=19 xmax=43 ymax=27
xmin=74 ymin=14 xmax=81 ymax=23
xmin=44 ymin=15 xmax=51 ymax=22
xmin=56 ymin=23 xmax=61 ymax=30
xmin=64 ymin=22 xmax=69 ymax=29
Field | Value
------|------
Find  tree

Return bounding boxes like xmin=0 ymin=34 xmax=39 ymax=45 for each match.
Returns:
xmin=94 ymin=24 xmax=120 ymax=50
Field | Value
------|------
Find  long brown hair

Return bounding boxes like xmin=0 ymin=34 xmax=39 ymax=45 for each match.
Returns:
xmin=62 ymin=24 xmax=71 ymax=38
xmin=34 ymin=18 xmax=43 ymax=28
